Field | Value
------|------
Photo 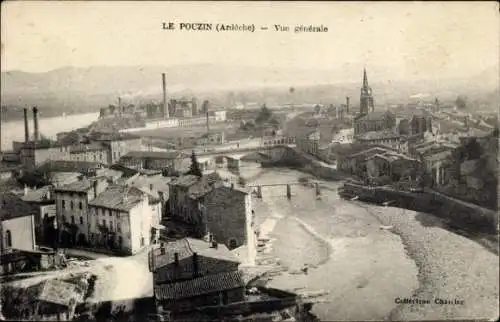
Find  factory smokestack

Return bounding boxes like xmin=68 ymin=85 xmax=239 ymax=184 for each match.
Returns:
xmin=33 ymin=106 xmax=39 ymax=142
xmin=162 ymin=73 xmax=168 ymax=119
xmin=118 ymin=97 xmax=122 ymax=116
xmin=346 ymin=96 xmax=350 ymax=114
xmin=24 ymin=108 xmax=30 ymax=143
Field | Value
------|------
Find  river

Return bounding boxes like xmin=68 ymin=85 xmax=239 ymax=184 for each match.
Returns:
xmin=0 ymin=112 xmax=100 ymax=151
xmin=237 ymin=167 xmax=499 ymax=321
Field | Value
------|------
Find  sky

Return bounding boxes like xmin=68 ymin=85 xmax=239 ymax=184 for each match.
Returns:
xmin=1 ymin=1 xmax=498 ymax=80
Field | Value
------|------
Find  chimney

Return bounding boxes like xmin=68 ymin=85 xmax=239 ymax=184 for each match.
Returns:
xmin=118 ymin=97 xmax=122 ymax=116
xmin=162 ymin=73 xmax=169 ymax=119
xmin=149 ymin=184 xmax=153 ymax=191
xmin=346 ymin=96 xmax=350 ymax=114
xmin=174 ymin=252 xmax=179 ymax=265
xmin=192 ymin=252 xmax=199 ymax=277
xmin=33 ymin=106 xmax=39 ymax=142
xmin=160 ymin=242 xmax=165 ymax=255
xmin=211 ymin=241 xmax=218 ymax=249
xmin=231 ymin=183 xmax=234 ymax=189
xmin=23 ymin=108 xmax=30 ymax=142
xmin=93 ymin=180 xmax=98 ymax=199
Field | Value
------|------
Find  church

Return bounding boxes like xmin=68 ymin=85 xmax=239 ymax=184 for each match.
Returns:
xmin=353 ymin=68 xmax=433 ymax=142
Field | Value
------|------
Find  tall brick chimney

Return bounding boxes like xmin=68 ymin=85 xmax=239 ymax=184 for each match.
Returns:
xmin=32 ymin=106 xmax=39 ymax=141
xmin=162 ymin=73 xmax=169 ymax=119
xmin=118 ymin=97 xmax=122 ymax=116
xmin=23 ymin=107 xmax=30 ymax=143
xmin=346 ymin=96 xmax=350 ymax=114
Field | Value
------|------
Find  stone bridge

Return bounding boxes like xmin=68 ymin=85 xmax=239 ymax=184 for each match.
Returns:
xmin=247 ymin=182 xmax=321 ymax=200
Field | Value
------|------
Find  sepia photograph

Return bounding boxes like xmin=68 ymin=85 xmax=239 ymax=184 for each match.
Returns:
xmin=0 ymin=1 xmax=498 ymax=321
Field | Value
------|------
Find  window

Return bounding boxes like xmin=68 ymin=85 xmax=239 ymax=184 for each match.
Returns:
xmin=5 ymin=230 xmax=12 ymax=248
xmin=79 ymin=202 xmax=83 ymax=210
xmin=70 ymin=201 xmax=74 ymax=210
xmin=140 ymin=237 xmax=145 ymax=246
xmin=79 ymin=216 xmax=83 ymax=225
xmin=62 ymin=200 xmax=66 ymax=209
xmin=62 ymin=216 xmax=67 ymax=223
xmin=71 ymin=216 xmax=75 ymax=224
xmin=102 ymin=220 xmax=106 ymax=227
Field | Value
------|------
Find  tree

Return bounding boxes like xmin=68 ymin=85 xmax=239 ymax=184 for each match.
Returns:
xmin=185 ymin=150 xmax=203 ymax=177
xmin=255 ymin=104 xmax=272 ymax=124
xmin=314 ymin=104 xmax=321 ymax=115
xmin=455 ymin=95 xmax=468 ymax=109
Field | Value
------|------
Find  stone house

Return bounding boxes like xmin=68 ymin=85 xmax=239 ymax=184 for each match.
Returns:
xmin=54 ymin=177 xmax=109 ymax=247
xmin=21 ymin=185 xmax=57 ymax=247
xmin=296 ymin=130 xmax=320 ymax=155
xmin=90 ymin=133 xmax=143 ymax=164
xmin=68 ymin=143 xmax=108 ymax=163
xmin=168 ymin=174 xmax=256 ymax=263
xmin=2 ymin=276 xmax=88 ymax=321
xmin=149 ymin=238 xmax=244 ymax=314
xmin=0 ymin=192 xmax=37 ymax=252
xmin=88 ymin=185 xmax=160 ymax=254
xmin=202 ymin=185 xmax=256 ymax=264
xmin=168 ymin=173 xmax=223 ymax=225
xmin=196 ymin=132 xmax=226 ymax=146
xmin=118 ymin=151 xmax=187 ymax=172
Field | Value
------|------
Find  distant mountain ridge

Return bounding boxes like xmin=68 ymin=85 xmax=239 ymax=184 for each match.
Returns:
xmin=1 ymin=64 xmax=498 ymax=118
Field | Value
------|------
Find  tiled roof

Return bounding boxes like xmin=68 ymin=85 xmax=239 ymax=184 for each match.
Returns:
xmin=355 ymin=110 xmax=394 ymax=121
xmin=151 ymin=237 xmax=240 ymax=271
xmin=54 ymin=178 xmax=94 ymax=192
xmin=0 ymin=192 xmax=36 ymax=221
xmin=126 ymin=175 xmax=171 ymax=193
xmin=356 ymin=130 xmax=401 ymax=140
xmin=37 ymin=279 xmax=81 ymax=307
xmin=37 ymin=160 xmax=104 ymax=174
xmin=21 ymin=185 xmax=54 ymax=203
xmin=91 ymin=132 xmax=141 ymax=141
xmin=89 ymin=185 xmax=145 ymax=211
xmin=188 ymin=172 xmax=224 ymax=199
xmin=154 ymin=270 xmax=244 ymax=300
xmin=349 ymin=146 xmax=395 ymax=158
xmin=393 ymin=107 xmax=431 ymax=118
xmin=121 ymin=151 xmax=182 ymax=160
xmin=171 ymin=174 xmax=200 ymax=187
xmin=109 ymin=164 xmax=140 ymax=178
xmin=69 ymin=143 xmax=107 ymax=154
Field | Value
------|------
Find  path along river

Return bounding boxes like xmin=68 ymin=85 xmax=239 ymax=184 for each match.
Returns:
xmin=239 ymin=167 xmax=499 ymax=321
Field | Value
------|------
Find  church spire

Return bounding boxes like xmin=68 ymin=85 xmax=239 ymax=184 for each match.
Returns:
xmin=363 ymin=68 xmax=368 ymax=88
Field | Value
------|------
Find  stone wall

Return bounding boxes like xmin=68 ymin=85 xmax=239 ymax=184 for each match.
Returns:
xmin=340 ymin=182 xmax=498 ymax=233
xmin=205 ymin=187 xmax=250 ymax=250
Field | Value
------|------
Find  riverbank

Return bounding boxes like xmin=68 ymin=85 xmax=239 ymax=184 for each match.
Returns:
xmin=245 ymin=173 xmax=419 ymax=321
xmin=245 ymin=166 xmax=498 ymax=321
xmin=358 ymin=204 xmax=499 ymax=321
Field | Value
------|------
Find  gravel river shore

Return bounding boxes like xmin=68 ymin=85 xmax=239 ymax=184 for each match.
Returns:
xmin=245 ymin=169 xmax=499 ymax=321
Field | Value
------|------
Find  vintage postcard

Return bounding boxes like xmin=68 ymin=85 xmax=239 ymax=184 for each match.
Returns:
xmin=0 ymin=1 xmax=498 ymax=321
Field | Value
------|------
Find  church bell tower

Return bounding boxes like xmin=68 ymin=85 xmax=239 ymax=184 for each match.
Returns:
xmin=359 ymin=68 xmax=374 ymax=115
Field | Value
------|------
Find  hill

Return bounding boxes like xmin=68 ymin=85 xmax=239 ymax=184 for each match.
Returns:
xmin=1 ymin=64 xmax=498 ymax=121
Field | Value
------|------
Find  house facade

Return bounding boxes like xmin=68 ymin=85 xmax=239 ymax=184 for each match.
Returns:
xmin=1 ymin=192 xmax=37 ymax=252
xmin=54 ymin=177 xmax=109 ymax=247
xmin=21 ymin=186 xmax=57 ymax=246
xmin=296 ymin=130 xmax=320 ymax=155
xmin=118 ymin=151 xmax=186 ymax=171
xmin=88 ymin=185 xmax=160 ymax=254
